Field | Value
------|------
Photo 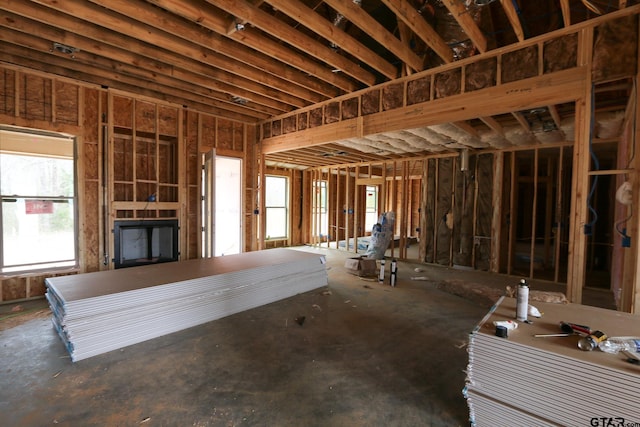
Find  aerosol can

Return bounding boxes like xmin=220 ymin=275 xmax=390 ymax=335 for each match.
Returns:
xmin=390 ymin=259 xmax=397 ymax=287
xmin=516 ymin=279 xmax=529 ymax=322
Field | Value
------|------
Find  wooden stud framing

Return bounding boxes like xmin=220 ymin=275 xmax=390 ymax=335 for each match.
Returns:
xmin=419 ymin=158 xmax=429 ymax=262
xmin=566 ymin=27 xmax=594 ymax=304
xmin=491 ymin=152 xmax=504 ymax=273
xmin=554 ymin=147 xmax=565 ymax=283
xmin=529 ymin=149 xmax=539 ymax=278
xmin=472 ymin=154 xmax=480 ymax=269
xmin=507 ymin=152 xmax=516 ymax=275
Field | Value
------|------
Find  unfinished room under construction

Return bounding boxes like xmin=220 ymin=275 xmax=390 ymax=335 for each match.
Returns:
xmin=1 ymin=1 xmax=639 ymax=426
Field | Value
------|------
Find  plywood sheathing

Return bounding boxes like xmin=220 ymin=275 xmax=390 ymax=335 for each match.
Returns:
xmin=0 ymin=69 xmax=17 ymax=116
xmin=20 ymin=74 xmax=52 ymax=122
xmin=81 ymin=88 xmax=102 ymax=272
xmin=0 ymin=63 xmax=247 ymax=301
xmin=55 ymin=81 xmax=79 ymax=125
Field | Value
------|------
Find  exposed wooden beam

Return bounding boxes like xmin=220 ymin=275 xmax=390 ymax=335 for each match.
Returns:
xmin=266 ymin=0 xmax=400 ymax=79
xmin=204 ymin=0 xmax=378 ymax=86
xmin=86 ymin=0 xmax=324 ymax=104
xmin=227 ymin=0 xmax=265 ymax=35
xmin=397 ymin=20 xmax=415 ymax=76
xmin=453 ymin=120 xmax=480 ymax=137
xmin=22 ymin=0 xmax=312 ymax=110
xmin=547 ymin=105 xmax=563 ymax=130
xmin=511 ymin=111 xmax=531 ymax=132
xmin=0 ymin=51 xmax=260 ymax=123
xmin=0 ymin=32 xmax=278 ymax=118
xmin=441 ymin=0 xmax=488 ymax=54
xmin=560 ymin=0 xmax=572 ymax=27
xmin=0 ymin=7 xmax=298 ymax=114
xmin=380 ymin=0 xmax=454 ymax=63
xmin=262 ymin=67 xmax=588 ymax=153
xmin=146 ymin=0 xmax=354 ymax=95
xmin=480 ymin=116 xmax=505 ymax=135
xmin=499 ymin=0 xmax=525 ymax=42
xmin=319 ymin=0 xmax=422 ymax=73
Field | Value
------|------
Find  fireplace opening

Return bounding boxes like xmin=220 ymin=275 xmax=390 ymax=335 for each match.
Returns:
xmin=113 ymin=219 xmax=179 ymax=269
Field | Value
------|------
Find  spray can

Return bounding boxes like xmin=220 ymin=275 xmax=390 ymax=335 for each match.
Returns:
xmin=516 ymin=279 xmax=529 ymax=322
xmin=378 ymin=259 xmax=385 ymax=283
xmin=390 ymin=259 xmax=397 ymax=287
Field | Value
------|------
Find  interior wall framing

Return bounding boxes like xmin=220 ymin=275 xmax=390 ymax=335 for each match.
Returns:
xmin=260 ymin=9 xmax=640 ymax=312
xmin=0 ymin=63 xmax=250 ymax=303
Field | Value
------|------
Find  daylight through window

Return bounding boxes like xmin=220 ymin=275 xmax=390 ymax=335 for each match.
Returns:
xmin=0 ymin=129 xmax=77 ymax=273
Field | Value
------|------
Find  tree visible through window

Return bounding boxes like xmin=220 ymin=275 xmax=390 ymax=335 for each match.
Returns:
xmin=265 ymin=175 xmax=288 ymax=239
xmin=365 ymin=185 xmax=378 ymax=233
xmin=0 ymin=129 xmax=77 ymax=273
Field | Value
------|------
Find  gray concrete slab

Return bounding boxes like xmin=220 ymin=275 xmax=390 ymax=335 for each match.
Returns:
xmin=0 ymin=247 xmax=610 ymax=426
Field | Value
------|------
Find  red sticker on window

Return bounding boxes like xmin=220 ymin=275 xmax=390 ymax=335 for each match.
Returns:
xmin=25 ymin=200 xmax=54 ymax=214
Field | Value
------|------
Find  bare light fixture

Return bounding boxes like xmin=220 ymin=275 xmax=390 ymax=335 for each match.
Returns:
xmin=52 ymin=42 xmax=79 ymax=56
xmin=231 ymin=96 xmax=248 ymax=105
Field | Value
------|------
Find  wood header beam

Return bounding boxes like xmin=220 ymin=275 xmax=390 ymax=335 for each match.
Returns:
xmin=262 ymin=67 xmax=588 ymax=153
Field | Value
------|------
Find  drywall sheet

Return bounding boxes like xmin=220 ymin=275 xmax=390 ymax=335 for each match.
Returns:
xmin=46 ymin=248 xmax=328 ymax=361
xmin=465 ymin=297 xmax=640 ymax=427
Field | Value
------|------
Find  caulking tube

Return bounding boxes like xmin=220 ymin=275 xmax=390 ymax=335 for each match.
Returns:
xmin=378 ymin=259 xmax=385 ymax=283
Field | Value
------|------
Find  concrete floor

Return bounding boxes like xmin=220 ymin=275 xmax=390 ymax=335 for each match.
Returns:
xmin=0 ymin=247 xmax=614 ymax=426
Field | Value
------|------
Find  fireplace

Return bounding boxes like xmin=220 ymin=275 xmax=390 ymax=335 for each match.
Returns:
xmin=113 ymin=219 xmax=179 ymax=269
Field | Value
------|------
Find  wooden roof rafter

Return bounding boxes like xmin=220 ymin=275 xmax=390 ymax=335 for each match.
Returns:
xmin=381 ymin=0 xmax=454 ymax=64
xmin=265 ymin=0 xmax=403 ymax=79
xmin=145 ymin=0 xmax=355 ymax=94
xmin=319 ymin=0 xmax=424 ymax=73
xmin=203 ymin=0 xmax=378 ymax=86
xmin=441 ymin=0 xmax=488 ymax=54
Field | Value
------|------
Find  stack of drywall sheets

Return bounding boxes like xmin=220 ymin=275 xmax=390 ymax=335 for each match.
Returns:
xmin=46 ymin=248 xmax=327 ymax=362
xmin=465 ymin=297 xmax=640 ymax=427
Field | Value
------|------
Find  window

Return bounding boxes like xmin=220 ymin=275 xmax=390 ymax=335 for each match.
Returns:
xmin=364 ymin=185 xmax=379 ymax=233
xmin=265 ymin=175 xmax=288 ymax=239
xmin=0 ymin=129 xmax=77 ymax=273
xmin=313 ymin=180 xmax=328 ymax=238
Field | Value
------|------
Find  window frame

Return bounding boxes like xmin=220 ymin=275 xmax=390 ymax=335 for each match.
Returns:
xmin=0 ymin=127 xmax=79 ymax=274
xmin=264 ymin=174 xmax=289 ymax=240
